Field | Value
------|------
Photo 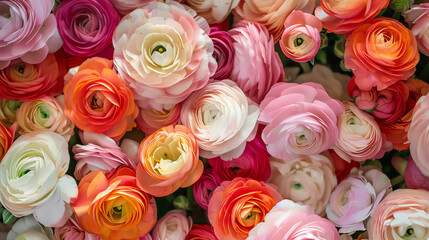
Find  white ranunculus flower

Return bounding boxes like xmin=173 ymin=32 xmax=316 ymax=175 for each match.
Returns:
xmin=0 ymin=132 xmax=77 ymax=227
xmin=268 ymin=154 xmax=337 ymax=216
xmin=180 ymin=80 xmax=259 ymax=160
xmin=7 ymin=215 xmax=54 ymax=240
xmin=185 ymin=0 xmax=240 ymax=24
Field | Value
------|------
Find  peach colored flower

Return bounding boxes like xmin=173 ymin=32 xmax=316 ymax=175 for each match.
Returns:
xmin=208 ymin=177 xmax=282 ymax=240
xmin=368 ymin=189 xmax=429 ymax=239
xmin=72 ymin=168 xmax=157 ymax=240
xmin=136 ymin=125 xmax=203 ymax=197
xmin=136 ymin=104 xmax=182 ymax=135
xmin=280 ymin=11 xmax=323 ymax=62
xmin=181 ymin=80 xmax=259 ymax=160
xmin=234 ymin=0 xmax=316 ymax=42
xmin=268 ymin=154 xmax=337 ymax=216
xmin=404 ymin=3 xmax=429 ymax=56
xmin=64 ymin=57 xmax=138 ymax=141
xmin=344 ymin=17 xmax=420 ymax=91
xmin=0 ymin=122 xmax=16 ymax=162
xmin=315 ymin=0 xmax=389 ymax=33
xmin=185 ymin=0 xmax=240 ymax=24
xmin=113 ymin=0 xmax=216 ymax=110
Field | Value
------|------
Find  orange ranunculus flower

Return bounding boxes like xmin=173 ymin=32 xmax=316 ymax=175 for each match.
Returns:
xmin=72 ymin=167 xmax=156 ymax=240
xmin=136 ymin=125 xmax=203 ymax=197
xmin=344 ymin=18 xmax=420 ymax=91
xmin=207 ymin=177 xmax=282 ymax=240
xmin=0 ymin=122 xmax=16 ymax=161
xmin=64 ymin=57 xmax=138 ymax=141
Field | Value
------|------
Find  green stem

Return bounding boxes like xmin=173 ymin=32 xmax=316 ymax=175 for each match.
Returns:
xmin=300 ymin=62 xmax=311 ymax=73
xmin=391 ymin=175 xmax=404 ymax=186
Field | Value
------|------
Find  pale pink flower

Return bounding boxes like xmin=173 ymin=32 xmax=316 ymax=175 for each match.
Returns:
xmin=54 ymin=215 xmax=100 ymax=240
xmin=152 ymin=210 xmax=192 ymax=240
xmin=404 ymin=3 xmax=429 ymax=56
xmin=185 ymin=0 xmax=240 ymax=24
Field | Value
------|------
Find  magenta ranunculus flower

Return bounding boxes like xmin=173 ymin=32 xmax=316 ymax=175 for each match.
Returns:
xmin=405 ymin=156 xmax=429 ymax=191
xmin=193 ymin=169 xmax=222 ymax=210
xmin=229 ymin=21 xmax=284 ymax=103
xmin=248 ymin=200 xmax=340 ymax=240
xmin=258 ymin=82 xmax=343 ymax=161
xmin=207 ymin=135 xmax=271 ymax=182
xmin=280 ymin=10 xmax=323 ymax=63
xmin=210 ymin=27 xmax=234 ymax=80
xmin=185 ymin=225 xmax=217 ymax=240
xmin=73 ymin=131 xmax=136 ymax=180
xmin=0 ymin=0 xmax=63 ymax=69
xmin=54 ymin=0 xmax=120 ymax=58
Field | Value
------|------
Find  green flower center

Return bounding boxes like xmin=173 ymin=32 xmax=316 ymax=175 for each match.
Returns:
xmin=295 ymin=37 xmax=304 ymax=47
xmin=152 ymin=45 xmax=167 ymax=54
xmin=404 ymin=226 xmax=415 ymax=237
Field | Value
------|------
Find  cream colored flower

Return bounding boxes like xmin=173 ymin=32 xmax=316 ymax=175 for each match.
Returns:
xmin=185 ymin=0 xmax=240 ymax=24
xmin=7 ymin=215 xmax=54 ymax=240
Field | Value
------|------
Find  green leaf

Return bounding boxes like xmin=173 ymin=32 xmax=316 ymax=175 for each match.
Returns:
xmin=2 ymin=209 xmax=16 ymax=224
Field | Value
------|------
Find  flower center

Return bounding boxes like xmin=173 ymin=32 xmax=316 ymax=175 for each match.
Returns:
xmin=404 ymin=226 xmax=415 ymax=237
xmin=149 ymin=41 xmax=174 ymax=67
xmin=90 ymin=92 xmax=105 ymax=111
xmin=112 ymin=205 xmax=123 ymax=220
xmin=294 ymin=37 xmax=304 ymax=47
xmin=10 ymin=63 xmax=37 ymax=82
xmin=151 ymin=45 xmax=166 ymax=54
xmin=19 ymin=169 xmax=30 ymax=178
xmin=292 ymin=182 xmax=303 ymax=190
xmin=151 ymin=135 xmax=186 ymax=175
xmin=36 ymin=103 xmax=51 ymax=126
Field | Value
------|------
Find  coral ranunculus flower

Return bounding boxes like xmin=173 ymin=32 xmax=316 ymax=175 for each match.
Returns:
xmin=136 ymin=125 xmax=203 ymax=197
xmin=64 ymin=57 xmax=138 ymax=141
xmin=344 ymin=18 xmax=420 ymax=91
xmin=72 ymin=167 xmax=157 ymax=240
xmin=208 ymin=177 xmax=282 ymax=240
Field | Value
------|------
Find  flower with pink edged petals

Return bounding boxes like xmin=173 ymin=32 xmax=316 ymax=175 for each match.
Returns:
xmin=54 ymin=215 xmax=100 ymax=240
xmin=247 ymin=200 xmax=340 ymax=240
xmin=185 ymin=0 xmax=240 ymax=24
xmin=152 ymin=210 xmax=192 ymax=240
xmin=193 ymin=169 xmax=222 ymax=210
xmin=326 ymin=167 xmax=392 ymax=233
xmin=136 ymin=104 xmax=182 ymax=135
xmin=404 ymin=3 xmax=429 ymax=56
xmin=280 ymin=11 xmax=323 ymax=63
xmin=258 ymin=82 xmax=343 ymax=161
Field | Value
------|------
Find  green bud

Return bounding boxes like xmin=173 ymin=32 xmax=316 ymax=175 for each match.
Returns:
xmin=2 ymin=208 xmax=16 ymax=224
xmin=390 ymin=0 xmax=413 ymax=12
xmin=320 ymin=33 xmax=329 ymax=49
xmin=334 ymin=37 xmax=346 ymax=59
xmin=173 ymin=195 xmax=190 ymax=210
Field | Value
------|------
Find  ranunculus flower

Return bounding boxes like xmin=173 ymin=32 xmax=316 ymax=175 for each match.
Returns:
xmin=327 ymin=149 xmax=360 ymax=183
xmin=185 ymin=0 xmax=239 ymax=24
xmin=229 ymin=21 xmax=284 ymax=103
xmin=404 ymin=3 xmax=429 ymax=56
xmin=207 ymin=135 xmax=270 ymax=182
xmin=0 ymin=0 xmax=63 ymax=69
xmin=72 ymin=167 xmax=157 ymax=240
xmin=268 ymin=154 xmax=337 ymax=216
xmin=113 ymin=0 xmax=217 ymax=110
xmin=136 ymin=104 xmax=182 ymax=135
xmin=326 ymin=167 xmax=392 ymax=233
xmin=109 ymin=0 xmax=154 ymax=15
xmin=55 ymin=0 xmax=120 ymax=58
xmin=248 ymin=200 xmax=340 ymax=240
xmin=280 ymin=11 xmax=322 ymax=62
xmin=234 ymin=0 xmax=316 ymax=42
xmin=0 ymin=122 xmax=16 ymax=161
xmin=7 ymin=215 xmax=54 ymax=240
xmin=405 ymin=156 xmax=429 ymax=191
xmin=332 ymin=101 xmax=392 ymax=162
xmin=208 ymin=177 xmax=282 ymax=240
xmin=290 ymin=64 xmax=351 ymax=101
xmin=73 ymin=131 xmax=137 ymax=180
xmin=0 ymin=100 xmax=21 ymax=128
xmin=368 ymin=189 xmax=429 ymax=239
xmin=136 ymin=125 xmax=203 ymax=197
xmin=193 ymin=168 xmax=222 ymax=210
xmin=348 ymin=77 xmax=409 ymax=125
xmin=344 ymin=17 xmax=420 ymax=91
xmin=0 ymin=132 xmax=77 ymax=227
xmin=315 ymin=0 xmax=389 ymax=34
xmin=152 ymin=210 xmax=192 ymax=240
xmin=54 ymin=215 xmax=100 ymax=240
xmin=185 ymin=225 xmax=217 ymax=240
xmin=181 ymin=80 xmax=259 ymax=160
xmin=64 ymin=57 xmax=138 ymax=141
xmin=209 ymin=27 xmax=234 ymax=80
xmin=15 ymin=96 xmax=75 ymax=141
xmin=258 ymin=82 xmax=343 ymax=161
xmin=0 ymin=53 xmax=66 ymax=101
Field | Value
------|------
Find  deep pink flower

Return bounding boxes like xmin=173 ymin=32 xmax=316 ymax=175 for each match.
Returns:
xmin=210 ymin=27 xmax=234 ymax=80
xmin=185 ymin=225 xmax=217 ymax=240
xmin=193 ymin=169 xmax=222 ymax=210
xmin=405 ymin=156 xmax=429 ymax=191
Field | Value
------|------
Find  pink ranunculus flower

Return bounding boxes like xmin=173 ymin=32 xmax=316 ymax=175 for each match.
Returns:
xmin=136 ymin=104 xmax=182 ymax=135
xmin=185 ymin=0 xmax=240 ymax=24
xmin=268 ymin=154 xmax=337 ymax=216
xmin=368 ymin=189 xmax=429 ymax=239
xmin=54 ymin=0 xmax=120 ymax=58
xmin=185 ymin=225 xmax=217 ymax=240
xmin=210 ymin=27 xmax=234 ymax=80
xmin=280 ymin=11 xmax=323 ymax=63
xmin=258 ymin=82 xmax=343 ymax=161
xmin=54 ymin=215 xmax=100 ymax=240
xmin=152 ymin=210 xmax=192 ymax=240
xmin=404 ymin=3 xmax=429 ymax=56
xmin=332 ymin=101 xmax=392 ymax=162
xmin=408 ymin=95 xmax=429 ymax=176
xmin=181 ymin=80 xmax=259 ymax=160
xmin=110 ymin=0 xmax=154 ymax=15
xmin=0 ymin=0 xmax=63 ymax=69
xmin=248 ymin=200 xmax=340 ymax=240
xmin=405 ymin=156 xmax=429 ymax=191
xmin=193 ymin=169 xmax=222 ymax=210
xmin=207 ymin=135 xmax=271 ymax=182
xmin=326 ymin=167 xmax=392 ymax=234
xmin=73 ymin=131 xmax=137 ymax=180
xmin=229 ymin=21 xmax=284 ymax=103
xmin=113 ymin=0 xmax=217 ymax=110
